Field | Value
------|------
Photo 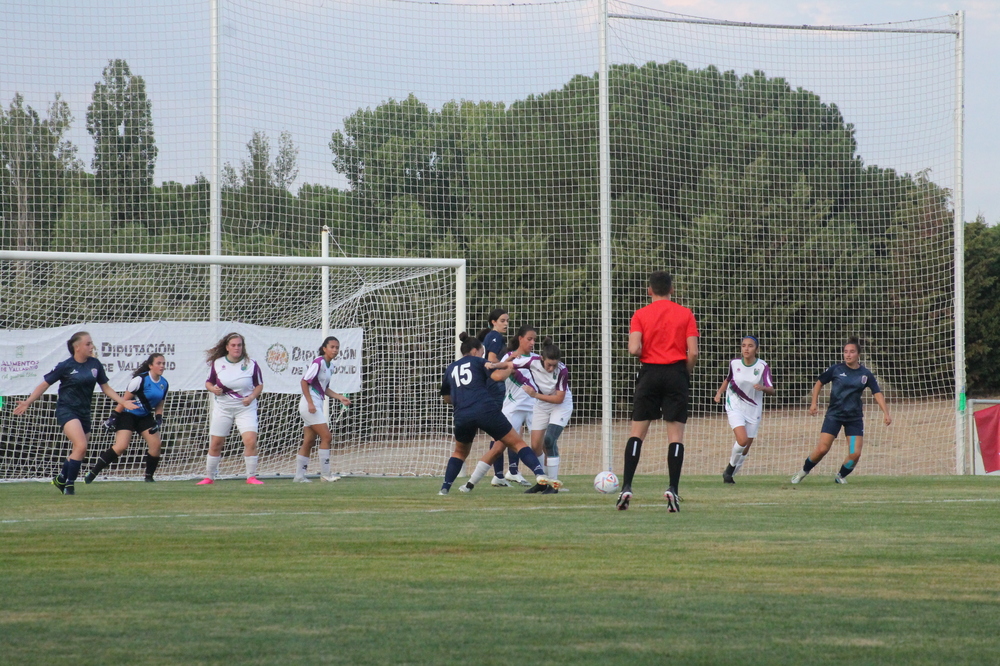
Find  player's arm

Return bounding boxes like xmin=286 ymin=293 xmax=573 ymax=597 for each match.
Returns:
xmin=534 ymin=390 xmax=565 ymax=405
xmin=12 ymin=380 xmax=51 ymax=414
xmin=301 ymin=379 xmax=317 ymax=412
xmin=243 ymin=364 xmax=264 ymax=406
xmin=628 ymin=331 xmax=642 ymax=357
xmin=100 ymin=383 xmax=137 ymax=411
xmin=755 ymin=384 xmax=776 ymax=396
xmin=488 ymin=361 xmax=513 ymax=382
xmin=808 ymin=380 xmax=824 ymax=416
xmin=686 ymin=336 xmax=699 ymax=375
xmin=113 ymin=391 xmax=136 ymax=414
xmin=326 ymin=389 xmax=351 ymax=406
xmin=873 ymin=392 xmax=892 ymax=426
xmin=713 ymin=377 xmax=729 ymax=403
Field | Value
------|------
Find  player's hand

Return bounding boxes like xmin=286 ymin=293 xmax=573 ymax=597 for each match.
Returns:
xmin=102 ymin=412 xmax=119 ymax=432
xmin=208 ymin=385 xmax=223 ymax=396
xmin=308 ymin=403 xmax=317 ymax=414
xmin=242 ymin=396 xmax=253 ymax=407
xmin=12 ymin=401 xmax=29 ymax=416
xmin=339 ymin=396 xmax=351 ymax=407
xmin=808 ymin=404 xmax=818 ymax=416
xmin=121 ymin=399 xmax=138 ymax=411
xmin=149 ymin=414 xmax=163 ymax=435
xmin=753 ymin=383 xmax=764 ymax=391
xmin=524 ymin=386 xmax=538 ymax=398
xmin=884 ymin=413 xmax=893 ymax=426
xmin=713 ymin=395 xmax=721 ymax=403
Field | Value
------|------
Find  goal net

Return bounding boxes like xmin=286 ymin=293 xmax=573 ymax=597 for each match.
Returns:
xmin=0 ymin=254 xmax=462 ymax=481
xmin=2 ymin=0 xmax=961 ymax=478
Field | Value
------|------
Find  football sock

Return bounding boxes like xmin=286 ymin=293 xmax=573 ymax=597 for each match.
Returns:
xmin=319 ymin=449 xmax=331 ymax=477
xmin=144 ymin=453 xmax=160 ymax=477
xmin=490 ymin=442 xmax=504 ymax=477
xmin=244 ymin=455 xmax=259 ymax=478
xmin=508 ymin=449 xmax=519 ymax=475
xmin=89 ymin=448 xmax=119 ymax=477
xmin=65 ymin=458 xmax=82 ymax=483
xmin=622 ymin=437 xmax=643 ymax=490
xmin=468 ymin=460 xmax=492 ymax=487
xmin=516 ymin=447 xmax=545 ymax=477
xmin=442 ymin=456 xmax=465 ymax=491
xmin=803 ymin=456 xmax=818 ymax=473
xmin=546 ymin=456 xmax=560 ymax=480
xmin=730 ymin=443 xmax=746 ymax=467
xmin=839 ymin=459 xmax=857 ymax=478
xmin=295 ymin=454 xmax=310 ymax=478
xmin=733 ymin=453 xmax=748 ymax=475
xmin=59 ymin=458 xmax=71 ymax=480
xmin=206 ymin=454 xmax=221 ymax=480
xmin=667 ymin=442 xmax=684 ymax=491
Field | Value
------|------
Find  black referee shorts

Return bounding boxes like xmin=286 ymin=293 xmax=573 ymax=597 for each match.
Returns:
xmin=631 ymin=361 xmax=690 ymax=423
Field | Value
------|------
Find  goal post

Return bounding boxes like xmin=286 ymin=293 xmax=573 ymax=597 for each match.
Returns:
xmin=0 ymin=250 xmax=465 ymax=481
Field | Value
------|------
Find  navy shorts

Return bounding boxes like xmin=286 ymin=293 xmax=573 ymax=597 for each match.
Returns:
xmin=454 ymin=410 xmax=513 ymax=444
xmin=821 ymin=415 xmax=864 ymax=438
xmin=117 ymin=412 xmax=157 ymax=434
xmin=55 ymin=407 xmax=91 ymax=434
xmin=631 ymin=362 xmax=690 ymax=423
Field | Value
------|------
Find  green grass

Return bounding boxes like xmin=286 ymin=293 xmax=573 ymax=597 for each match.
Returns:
xmin=2 ymin=475 xmax=999 ymax=665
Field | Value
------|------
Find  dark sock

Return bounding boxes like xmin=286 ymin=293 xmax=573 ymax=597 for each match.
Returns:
xmin=90 ymin=448 xmax=119 ymax=477
xmin=59 ymin=459 xmax=71 ymax=481
xmin=803 ymin=456 xmax=818 ymax=473
xmin=145 ymin=453 xmax=160 ymax=477
xmin=491 ymin=442 xmax=504 ymax=477
xmin=508 ymin=449 xmax=519 ymax=475
xmin=667 ymin=442 xmax=684 ymax=491
xmin=441 ymin=456 xmax=464 ymax=491
xmin=516 ymin=448 xmax=544 ymax=477
xmin=65 ymin=458 xmax=82 ymax=483
xmin=839 ymin=462 xmax=856 ymax=478
xmin=622 ymin=437 xmax=642 ymax=491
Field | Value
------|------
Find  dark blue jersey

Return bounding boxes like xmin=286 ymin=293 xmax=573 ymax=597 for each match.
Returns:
xmin=124 ymin=373 xmax=169 ymax=417
xmin=481 ymin=331 xmax=507 ymax=403
xmin=441 ymin=355 xmax=501 ymax=421
xmin=818 ymin=363 xmax=881 ymax=421
xmin=43 ymin=356 xmax=109 ymax=417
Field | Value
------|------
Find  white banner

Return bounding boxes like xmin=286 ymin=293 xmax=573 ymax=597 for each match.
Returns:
xmin=0 ymin=322 xmax=363 ymax=396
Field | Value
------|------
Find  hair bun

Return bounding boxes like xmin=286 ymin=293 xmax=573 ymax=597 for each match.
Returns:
xmin=458 ymin=331 xmax=470 ymax=342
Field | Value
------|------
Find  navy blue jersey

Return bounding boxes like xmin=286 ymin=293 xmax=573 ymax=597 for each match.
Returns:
xmin=481 ymin=331 xmax=507 ymax=403
xmin=818 ymin=363 xmax=881 ymax=421
xmin=124 ymin=373 xmax=169 ymax=417
xmin=441 ymin=355 xmax=501 ymax=421
xmin=43 ymin=356 xmax=109 ymax=416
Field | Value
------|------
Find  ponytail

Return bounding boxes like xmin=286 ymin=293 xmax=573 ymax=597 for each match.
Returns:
xmin=459 ymin=332 xmax=483 ymax=355
xmin=133 ymin=353 xmax=165 ymax=378
xmin=540 ymin=336 xmax=561 ymax=363
xmin=507 ymin=324 xmax=537 ymax=354
xmin=318 ymin=336 xmax=340 ymax=356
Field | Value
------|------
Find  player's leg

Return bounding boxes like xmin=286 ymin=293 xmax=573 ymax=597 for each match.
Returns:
xmin=662 ymin=420 xmax=686 ymax=512
xmin=140 ymin=429 xmax=162 ymax=481
xmin=835 ymin=423 xmax=864 ymax=483
xmin=441 ymin=423 xmax=475 ymax=494
xmin=315 ymin=423 xmax=337 ymax=482
xmin=55 ymin=418 xmax=90 ymax=495
xmin=85 ymin=426 xmax=133 ymax=483
xmin=295 ymin=426 xmax=316 ymax=481
xmin=539 ymin=399 xmax=571 ymax=488
xmin=791 ymin=424 xmax=838 ymax=483
xmin=619 ymin=365 xmax=662 ymax=509
xmin=504 ymin=410 xmax=532 ymax=486
xmin=541 ymin=424 xmax=564 ymax=488
xmin=723 ymin=415 xmax=755 ymax=483
xmin=241 ymin=430 xmax=261 ymax=484
xmin=496 ymin=429 xmax=552 ymax=493
xmin=199 ymin=404 xmax=232 ymax=484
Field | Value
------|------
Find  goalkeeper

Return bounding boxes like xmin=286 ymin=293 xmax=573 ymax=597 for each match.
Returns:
xmin=85 ymin=353 xmax=169 ymax=483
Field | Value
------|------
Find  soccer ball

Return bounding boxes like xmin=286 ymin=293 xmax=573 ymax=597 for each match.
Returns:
xmin=593 ymin=471 xmax=620 ymax=494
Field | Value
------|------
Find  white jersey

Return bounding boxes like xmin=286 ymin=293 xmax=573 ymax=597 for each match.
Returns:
xmin=207 ymin=357 xmax=263 ymax=408
xmin=528 ymin=358 xmax=572 ymax=402
xmin=503 ymin=352 xmax=540 ymax=411
xmin=723 ymin=358 xmax=773 ymax=421
xmin=302 ymin=356 xmax=334 ymax=401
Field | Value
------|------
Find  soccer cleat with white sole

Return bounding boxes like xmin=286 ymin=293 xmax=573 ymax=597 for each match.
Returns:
xmin=321 ymin=474 xmax=341 ymax=482
xmin=664 ymin=488 xmax=680 ymax=513
xmin=835 ymin=473 xmax=848 ymax=484
xmin=616 ymin=490 xmax=632 ymax=511
xmin=292 ymin=476 xmax=311 ymax=483
xmin=790 ymin=470 xmax=809 ymax=484
xmin=438 ymin=487 xmax=449 ymax=496
xmin=505 ymin=471 xmax=531 ymax=486
xmin=490 ymin=476 xmax=511 ymax=487
xmin=458 ymin=482 xmax=473 ymax=493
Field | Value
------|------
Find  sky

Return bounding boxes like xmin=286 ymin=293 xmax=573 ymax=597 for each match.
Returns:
xmin=2 ymin=0 xmax=997 ymax=223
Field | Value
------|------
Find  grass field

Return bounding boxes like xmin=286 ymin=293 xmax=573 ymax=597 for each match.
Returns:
xmin=2 ymin=475 xmax=1000 ymax=665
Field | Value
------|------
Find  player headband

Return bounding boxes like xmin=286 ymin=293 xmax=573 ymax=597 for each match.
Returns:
xmin=742 ymin=335 xmax=759 ymax=346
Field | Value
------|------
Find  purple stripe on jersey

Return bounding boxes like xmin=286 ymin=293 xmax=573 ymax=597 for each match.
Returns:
xmin=308 ymin=359 xmax=325 ymax=396
xmin=207 ymin=360 xmax=248 ymax=400
xmin=252 ymin=361 xmax=263 ymax=387
xmin=761 ymin=363 xmax=774 ymax=388
xmin=729 ymin=381 xmax=757 ymax=406
xmin=511 ymin=368 xmax=534 ymax=388
xmin=557 ymin=366 xmax=569 ymax=392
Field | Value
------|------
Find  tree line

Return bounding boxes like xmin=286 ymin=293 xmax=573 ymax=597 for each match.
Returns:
xmin=1 ymin=59 xmax=998 ymax=402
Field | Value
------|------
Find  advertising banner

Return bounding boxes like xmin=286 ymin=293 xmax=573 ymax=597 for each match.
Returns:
xmin=0 ymin=323 xmax=363 ymax=395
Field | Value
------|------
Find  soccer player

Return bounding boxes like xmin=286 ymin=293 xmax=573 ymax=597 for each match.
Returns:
xmin=13 ymin=331 xmax=137 ymax=495
xmin=438 ymin=333 xmax=551 ymax=495
xmin=526 ymin=337 xmax=572 ymax=492
xmin=85 ymin=353 xmax=169 ymax=483
xmin=293 ymin=336 xmax=352 ymax=483
xmin=476 ymin=308 xmax=513 ymax=486
xmin=791 ymin=336 xmax=892 ymax=484
xmin=498 ymin=324 xmax=540 ymax=486
xmin=198 ymin=332 xmax=265 ymax=485
xmin=617 ymin=271 xmax=699 ymax=512
xmin=714 ymin=336 xmax=774 ymax=484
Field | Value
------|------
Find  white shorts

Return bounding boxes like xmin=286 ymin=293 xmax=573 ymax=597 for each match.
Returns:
xmin=209 ymin=399 xmax=259 ymax=437
xmin=726 ymin=408 xmax=761 ymax=438
xmin=531 ymin=397 xmax=573 ymax=431
xmin=298 ymin=396 xmax=328 ymax=428
xmin=502 ymin=403 xmax=533 ymax=435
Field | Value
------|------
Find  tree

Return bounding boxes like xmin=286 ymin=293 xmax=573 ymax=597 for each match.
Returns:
xmin=86 ymin=59 xmax=157 ymax=227
xmin=965 ymin=216 xmax=1000 ymax=393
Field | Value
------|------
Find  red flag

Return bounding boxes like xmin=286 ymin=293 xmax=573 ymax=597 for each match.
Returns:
xmin=974 ymin=404 xmax=1000 ymax=473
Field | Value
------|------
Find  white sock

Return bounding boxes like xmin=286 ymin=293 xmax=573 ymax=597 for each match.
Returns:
xmin=469 ymin=460 xmax=492 ymax=486
xmin=547 ymin=456 xmax=560 ymax=480
xmin=295 ymin=454 xmax=310 ymax=478
xmin=206 ymin=454 xmax=221 ymax=480
xmin=245 ymin=455 xmax=259 ymax=478
xmin=730 ymin=443 xmax=746 ymax=467
xmin=319 ymin=449 xmax=331 ymax=477
xmin=734 ymin=453 xmax=748 ymax=475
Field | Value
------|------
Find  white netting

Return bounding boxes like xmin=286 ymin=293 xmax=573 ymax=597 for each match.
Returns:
xmin=1 ymin=0 xmax=959 ymax=479
xmin=0 ymin=258 xmax=458 ymax=480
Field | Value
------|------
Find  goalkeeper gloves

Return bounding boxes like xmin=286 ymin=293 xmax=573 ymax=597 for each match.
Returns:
xmin=149 ymin=414 xmax=163 ymax=435
xmin=102 ymin=412 xmax=119 ymax=432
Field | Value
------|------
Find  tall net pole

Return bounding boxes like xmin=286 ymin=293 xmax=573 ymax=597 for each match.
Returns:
xmin=954 ymin=10 xmax=966 ymax=473
xmin=598 ymin=0 xmax=613 ymax=472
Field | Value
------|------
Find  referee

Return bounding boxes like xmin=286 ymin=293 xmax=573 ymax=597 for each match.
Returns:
xmin=617 ymin=271 xmax=699 ymax=512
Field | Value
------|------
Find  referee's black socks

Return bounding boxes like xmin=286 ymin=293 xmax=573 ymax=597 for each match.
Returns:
xmin=668 ymin=442 xmax=684 ymax=491
xmin=622 ymin=437 xmax=642 ymax=491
